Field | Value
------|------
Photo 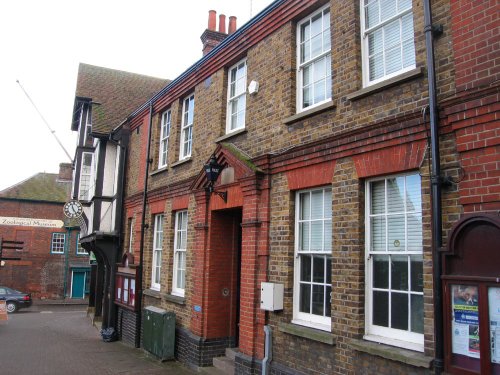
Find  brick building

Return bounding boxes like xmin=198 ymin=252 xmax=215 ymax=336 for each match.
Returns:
xmin=74 ymin=0 xmax=498 ymax=374
xmin=70 ymin=63 xmax=168 ymax=330
xmin=0 ymin=163 xmax=89 ymax=300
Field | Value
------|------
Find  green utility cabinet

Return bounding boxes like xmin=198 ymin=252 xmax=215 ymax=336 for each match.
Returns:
xmin=143 ymin=306 xmax=175 ymax=361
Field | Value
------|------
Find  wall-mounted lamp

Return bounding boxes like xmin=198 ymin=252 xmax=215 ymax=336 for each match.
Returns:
xmin=204 ymin=155 xmax=227 ymax=202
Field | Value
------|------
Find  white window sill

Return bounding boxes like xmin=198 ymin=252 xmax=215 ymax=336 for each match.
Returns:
xmin=171 ymin=157 xmax=192 ymax=168
xmin=346 ymin=67 xmax=424 ymax=101
xmin=164 ymin=293 xmax=186 ymax=305
xmin=171 ymin=290 xmax=185 ymax=298
xmin=143 ymin=288 xmax=161 ymax=299
xmin=216 ymin=128 xmax=247 ymax=143
xmin=363 ymin=334 xmax=424 ymax=352
xmin=150 ymin=166 xmax=168 ymax=176
xmin=283 ymin=100 xmax=335 ymax=125
xmin=350 ymin=338 xmax=432 ymax=369
xmin=279 ymin=322 xmax=335 ymax=345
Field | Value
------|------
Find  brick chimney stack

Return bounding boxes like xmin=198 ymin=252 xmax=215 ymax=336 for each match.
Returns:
xmin=58 ymin=163 xmax=73 ymax=181
xmin=201 ymin=10 xmax=237 ymax=56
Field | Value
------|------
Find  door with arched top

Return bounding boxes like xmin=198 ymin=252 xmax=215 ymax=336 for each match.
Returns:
xmin=443 ymin=214 xmax=500 ymax=374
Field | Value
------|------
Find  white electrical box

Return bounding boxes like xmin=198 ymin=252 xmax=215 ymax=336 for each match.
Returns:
xmin=260 ymin=282 xmax=284 ymax=311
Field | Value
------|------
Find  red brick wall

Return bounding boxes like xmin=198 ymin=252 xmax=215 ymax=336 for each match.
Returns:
xmin=451 ymin=0 xmax=500 ymax=91
xmin=0 ymin=199 xmax=84 ymax=299
xmin=445 ymin=90 xmax=500 ymax=213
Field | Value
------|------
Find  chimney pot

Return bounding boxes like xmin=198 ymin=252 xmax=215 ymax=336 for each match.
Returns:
xmin=228 ymin=16 xmax=237 ymax=34
xmin=208 ymin=10 xmax=216 ymax=31
xmin=219 ymin=14 xmax=226 ymax=34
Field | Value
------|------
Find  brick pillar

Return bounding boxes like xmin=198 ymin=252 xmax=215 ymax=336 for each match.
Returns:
xmin=238 ymin=174 xmax=269 ymax=360
xmin=190 ymin=190 xmax=210 ymax=336
xmin=331 ymin=157 xmax=364 ymax=375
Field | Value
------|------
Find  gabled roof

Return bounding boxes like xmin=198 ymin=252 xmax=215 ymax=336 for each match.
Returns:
xmin=73 ymin=63 xmax=169 ymax=134
xmin=0 ymin=173 xmax=71 ymax=203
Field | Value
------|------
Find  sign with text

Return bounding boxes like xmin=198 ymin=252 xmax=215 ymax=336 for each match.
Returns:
xmin=451 ymin=285 xmax=480 ymax=359
xmin=0 ymin=301 xmax=8 ymax=321
xmin=0 ymin=216 xmax=64 ymax=228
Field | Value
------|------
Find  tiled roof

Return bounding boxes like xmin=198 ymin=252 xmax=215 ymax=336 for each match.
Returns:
xmin=0 ymin=173 xmax=71 ymax=203
xmin=74 ymin=63 xmax=169 ymax=134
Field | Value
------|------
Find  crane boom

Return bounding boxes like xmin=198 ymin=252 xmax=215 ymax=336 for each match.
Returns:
xmin=16 ymin=80 xmax=73 ymax=163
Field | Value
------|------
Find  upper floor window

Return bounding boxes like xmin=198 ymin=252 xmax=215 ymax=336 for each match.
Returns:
xmin=151 ymin=214 xmax=164 ymax=291
xmin=293 ymin=187 xmax=332 ymax=331
xmin=365 ymin=173 xmax=423 ymax=350
xmin=180 ymin=95 xmax=194 ymax=160
xmin=227 ymin=59 xmax=247 ymax=133
xmin=76 ymin=233 xmax=88 ymax=255
xmin=79 ymin=152 xmax=93 ymax=201
xmin=127 ymin=218 xmax=134 ymax=254
xmin=172 ymin=210 xmax=188 ymax=297
xmin=51 ymin=233 xmax=66 ymax=254
xmin=297 ymin=6 xmax=332 ymax=112
xmin=158 ymin=109 xmax=171 ymax=168
xmin=361 ymin=0 xmax=415 ymax=86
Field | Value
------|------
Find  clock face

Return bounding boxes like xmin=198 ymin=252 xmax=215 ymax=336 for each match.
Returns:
xmin=63 ymin=200 xmax=83 ymax=218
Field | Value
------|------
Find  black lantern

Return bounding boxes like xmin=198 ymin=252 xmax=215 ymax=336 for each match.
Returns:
xmin=204 ymin=155 xmax=227 ymax=202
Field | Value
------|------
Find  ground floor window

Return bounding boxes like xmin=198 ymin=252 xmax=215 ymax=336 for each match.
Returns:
xmin=293 ymin=187 xmax=332 ymax=330
xmin=365 ymin=173 xmax=424 ymax=350
xmin=151 ymin=214 xmax=164 ymax=290
xmin=172 ymin=210 xmax=188 ymax=297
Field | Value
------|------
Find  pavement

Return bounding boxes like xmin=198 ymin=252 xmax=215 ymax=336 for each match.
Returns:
xmin=0 ymin=304 xmax=222 ymax=375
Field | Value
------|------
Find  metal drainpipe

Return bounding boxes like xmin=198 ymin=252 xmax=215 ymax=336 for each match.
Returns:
xmin=423 ymin=1 xmax=444 ymax=373
xmin=136 ymin=101 xmax=154 ymax=348
xmin=63 ymin=228 xmax=72 ymax=299
xmin=262 ymin=325 xmax=272 ymax=375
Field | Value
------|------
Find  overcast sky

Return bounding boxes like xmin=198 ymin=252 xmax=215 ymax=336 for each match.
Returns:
xmin=0 ymin=0 xmax=274 ymax=192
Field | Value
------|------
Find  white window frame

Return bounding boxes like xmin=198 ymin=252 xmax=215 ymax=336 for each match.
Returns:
xmin=293 ymin=187 xmax=332 ymax=331
xmin=226 ymin=59 xmax=247 ymax=133
xmin=151 ymin=214 xmax=164 ymax=291
xmin=76 ymin=233 xmax=88 ymax=255
xmin=158 ymin=109 xmax=171 ymax=168
xmin=172 ymin=210 xmax=188 ymax=297
xmin=51 ymin=233 xmax=66 ymax=254
xmin=360 ymin=0 xmax=416 ymax=87
xmin=296 ymin=5 xmax=332 ymax=113
xmin=180 ymin=95 xmax=194 ymax=160
xmin=364 ymin=172 xmax=424 ymax=351
xmin=83 ymin=105 xmax=92 ymax=145
xmin=78 ymin=152 xmax=94 ymax=201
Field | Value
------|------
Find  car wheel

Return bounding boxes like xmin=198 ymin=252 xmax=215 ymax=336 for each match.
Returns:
xmin=6 ymin=301 xmax=17 ymax=313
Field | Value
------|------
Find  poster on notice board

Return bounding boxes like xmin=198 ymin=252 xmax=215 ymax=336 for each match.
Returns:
xmin=489 ymin=287 xmax=500 ymax=364
xmin=451 ymin=285 xmax=480 ymax=359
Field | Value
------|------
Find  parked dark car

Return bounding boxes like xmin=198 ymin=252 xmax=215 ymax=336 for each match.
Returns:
xmin=0 ymin=286 xmax=32 ymax=313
